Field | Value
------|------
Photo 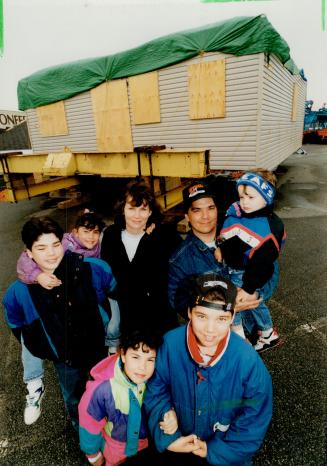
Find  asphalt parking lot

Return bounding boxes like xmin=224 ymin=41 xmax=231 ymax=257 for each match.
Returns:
xmin=0 ymin=144 xmax=326 ymax=465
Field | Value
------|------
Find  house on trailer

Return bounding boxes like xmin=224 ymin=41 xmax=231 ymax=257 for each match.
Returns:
xmin=18 ymin=14 xmax=306 ymax=172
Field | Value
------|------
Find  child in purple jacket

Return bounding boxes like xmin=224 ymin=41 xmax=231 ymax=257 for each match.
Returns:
xmin=17 ymin=210 xmax=120 ymax=426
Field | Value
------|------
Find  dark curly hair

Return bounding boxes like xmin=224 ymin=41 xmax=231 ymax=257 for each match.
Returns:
xmin=74 ymin=210 xmax=105 ymax=232
xmin=119 ymin=328 xmax=163 ymax=354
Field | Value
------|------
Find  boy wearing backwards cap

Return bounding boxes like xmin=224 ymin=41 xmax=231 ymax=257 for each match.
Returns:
xmin=144 ymin=272 xmax=272 ymax=466
xmin=215 ymin=169 xmax=286 ymax=351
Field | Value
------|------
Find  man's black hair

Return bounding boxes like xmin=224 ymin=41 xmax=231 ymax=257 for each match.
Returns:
xmin=119 ymin=328 xmax=163 ymax=354
xmin=21 ymin=217 xmax=64 ymax=250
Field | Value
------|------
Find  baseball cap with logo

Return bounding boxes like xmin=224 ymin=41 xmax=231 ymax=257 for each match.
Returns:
xmin=190 ymin=273 xmax=237 ymax=314
xmin=182 ymin=180 xmax=215 ymax=211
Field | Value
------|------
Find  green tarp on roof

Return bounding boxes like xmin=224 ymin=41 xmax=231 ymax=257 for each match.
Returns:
xmin=17 ymin=14 xmax=300 ymax=111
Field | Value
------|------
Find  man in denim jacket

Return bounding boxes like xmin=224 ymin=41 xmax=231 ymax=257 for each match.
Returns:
xmin=168 ymin=181 xmax=279 ymax=329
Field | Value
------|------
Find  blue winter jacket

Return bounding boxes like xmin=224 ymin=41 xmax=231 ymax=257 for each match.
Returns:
xmin=168 ymin=230 xmax=279 ymax=318
xmin=3 ymin=251 xmax=117 ymax=368
xmin=144 ymin=326 xmax=273 ymax=465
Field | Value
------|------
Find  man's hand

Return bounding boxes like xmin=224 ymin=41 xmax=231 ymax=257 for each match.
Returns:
xmin=167 ymin=435 xmax=198 ymax=453
xmin=235 ymin=289 xmax=262 ymax=312
xmin=236 ymin=288 xmax=256 ymax=303
xmin=192 ymin=437 xmax=208 ymax=458
xmin=37 ymin=272 xmax=62 ymax=290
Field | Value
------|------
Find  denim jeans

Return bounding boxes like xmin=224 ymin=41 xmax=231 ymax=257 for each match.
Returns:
xmin=21 ymin=337 xmax=44 ymax=384
xmin=53 ymin=361 xmax=88 ymax=431
xmin=105 ymin=298 xmax=120 ymax=349
xmin=228 ymin=267 xmax=275 ymax=333
xmin=95 ymin=298 xmax=121 ymax=350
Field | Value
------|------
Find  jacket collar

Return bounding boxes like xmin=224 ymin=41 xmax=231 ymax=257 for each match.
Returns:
xmin=53 ymin=250 xmax=84 ymax=281
xmin=186 ymin=322 xmax=230 ymax=367
xmin=64 ymin=232 xmax=101 ymax=258
xmin=188 ymin=230 xmax=217 ymax=252
xmin=229 ymin=202 xmax=273 ymax=218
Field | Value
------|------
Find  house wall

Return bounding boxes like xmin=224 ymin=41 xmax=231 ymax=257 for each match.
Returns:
xmin=129 ymin=52 xmax=261 ymax=170
xmin=26 ymin=92 xmax=98 ymax=153
xmin=26 ymin=51 xmax=306 ymax=171
xmin=258 ymin=54 xmax=306 ymax=170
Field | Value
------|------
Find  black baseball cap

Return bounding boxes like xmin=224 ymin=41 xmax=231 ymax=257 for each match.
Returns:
xmin=190 ymin=273 xmax=237 ymax=314
xmin=182 ymin=180 xmax=216 ymax=211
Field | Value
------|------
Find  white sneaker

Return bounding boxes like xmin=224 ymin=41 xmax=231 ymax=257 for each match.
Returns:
xmin=254 ymin=328 xmax=280 ymax=353
xmin=24 ymin=383 xmax=45 ymax=425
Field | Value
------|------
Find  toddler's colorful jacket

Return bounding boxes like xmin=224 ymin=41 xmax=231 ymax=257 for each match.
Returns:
xmin=78 ymin=354 xmax=148 ymax=466
xmin=218 ymin=202 xmax=286 ymax=293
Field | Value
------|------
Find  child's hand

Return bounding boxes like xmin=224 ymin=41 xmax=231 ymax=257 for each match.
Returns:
xmin=192 ymin=437 xmax=208 ymax=458
xmin=37 ymin=272 xmax=62 ymax=290
xmin=214 ymin=247 xmax=223 ymax=263
xmin=159 ymin=409 xmax=178 ymax=435
xmin=236 ymin=288 xmax=257 ymax=304
xmin=167 ymin=434 xmax=198 ymax=453
xmin=87 ymin=452 xmax=104 ymax=466
xmin=87 ymin=452 xmax=105 ymax=466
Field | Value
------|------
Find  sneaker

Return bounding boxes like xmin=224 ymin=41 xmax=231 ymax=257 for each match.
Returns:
xmin=254 ymin=329 xmax=280 ymax=353
xmin=24 ymin=383 xmax=45 ymax=425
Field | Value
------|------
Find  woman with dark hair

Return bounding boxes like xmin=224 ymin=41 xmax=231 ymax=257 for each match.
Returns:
xmin=101 ymin=180 xmax=181 ymax=335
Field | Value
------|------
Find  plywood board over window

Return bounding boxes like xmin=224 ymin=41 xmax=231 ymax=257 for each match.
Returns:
xmin=91 ymin=80 xmax=133 ymax=152
xmin=129 ymin=71 xmax=161 ymax=124
xmin=37 ymin=101 xmax=69 ymax=137
xmin=188 ymin=60 xmax=225 ymax=120
xmin=291 ymin=83 xmax=299 ymax=122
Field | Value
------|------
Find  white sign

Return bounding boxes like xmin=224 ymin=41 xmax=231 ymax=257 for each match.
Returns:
xmin=0 ymin=111 xmax=26 ymax=130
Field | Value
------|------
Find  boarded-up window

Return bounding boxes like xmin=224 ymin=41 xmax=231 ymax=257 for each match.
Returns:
xmin=37 ymin=101 xmax=68 ymax=137
xmin=91 ymin=80 xmax=133 ymax=152
xmin=129 ymin=72 xmax=161 ymax=124
xmin=188 ymin=60 xmax=225 ymax=119
xmin=291 ymin=83 xmax=299 ymax=122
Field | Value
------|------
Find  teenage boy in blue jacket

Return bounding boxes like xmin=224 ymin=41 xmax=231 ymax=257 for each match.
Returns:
xmin=144 ymin=272 xmax=272 ymax=466
xmin=3 ymin=216 xmax=117 ymax=430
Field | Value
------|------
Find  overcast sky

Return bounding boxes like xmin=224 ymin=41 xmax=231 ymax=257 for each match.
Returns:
xmin=1 ymin=0 xmax=326 ymax=111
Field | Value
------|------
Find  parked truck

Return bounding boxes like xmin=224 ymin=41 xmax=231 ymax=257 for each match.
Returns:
xmin=303 ymin=101 xmax=327 ymax=143
xmin=0 ymin=15 xmax=306 ymax=208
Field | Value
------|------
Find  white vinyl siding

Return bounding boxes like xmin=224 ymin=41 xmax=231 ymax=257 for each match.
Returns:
xmin=27 ymin=91 xmax=98 ymax=153
xmin=259 ymin=55 xmax=306 ymax=170
xmin=130 ymin=52 xmax=260 ymax=170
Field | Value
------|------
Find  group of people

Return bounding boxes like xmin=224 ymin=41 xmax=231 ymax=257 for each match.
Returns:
xmin=2 ymin=171 xmax=285 ymax=466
